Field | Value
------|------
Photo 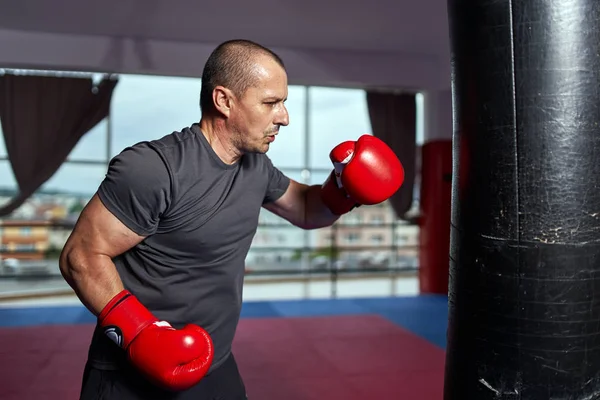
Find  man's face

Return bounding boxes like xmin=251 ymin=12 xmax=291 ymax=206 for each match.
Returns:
xmin=229 ymin=56 xmax=290 ymax=154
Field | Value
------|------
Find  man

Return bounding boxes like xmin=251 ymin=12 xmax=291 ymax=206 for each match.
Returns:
xmin=59 ymin=39 xmax=403 ymax=399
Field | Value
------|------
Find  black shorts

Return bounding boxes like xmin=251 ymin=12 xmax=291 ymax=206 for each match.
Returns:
xmin=79 ymin=353 xmax=247 ymax=400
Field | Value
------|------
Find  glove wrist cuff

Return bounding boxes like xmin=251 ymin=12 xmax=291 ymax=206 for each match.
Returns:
xmin=99 ymin=290 xmax=158 ymax=349
xmin=321 ymin=171 xmax=358 ymax=215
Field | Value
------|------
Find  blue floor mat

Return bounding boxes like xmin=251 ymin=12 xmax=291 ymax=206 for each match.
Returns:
xmin=0 ymin=295 xmax=449 ymax=349
xmin=0 ymin=305 xmax=96 ymax=327
xmin=358 ymin=295 xmax=448 ymax=348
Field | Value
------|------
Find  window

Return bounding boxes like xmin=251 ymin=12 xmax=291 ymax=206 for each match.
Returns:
xmin=0 ymin=123 xmax=6 ymax=157
xmin=67 ymin=119 xmax=109 ymax=162
xmin=308 ymin=87 xmax=372 ymax=169
xmin=312 ymin=227 xmax=334 ymax=248
xmin=371 ymin=214 xmax=384 ymax=225
xmin=0 ymin=160 xmax=17 ymax=207
xmin=343 ymin=214 xmax=362 ymax=225
xmin=264 ymin=85 xmax=306 ymax=169
xmin=371 ymin=234 xmax=384 ymax=244
xmin=344 ymin=233 xmax=361 ymax=244
xmin=278 ymin=168 xmax=307 ymax=187
xmin=6 ymin=163 xmax=109 ymax=225
xmin=110 ymin=74 xmax=203 ymax=157
xmin=306 ymin=170 xmax=331 ymax=186
xmin=396 ymin=235 xmax=409 ymax=246
xmin=41 ymin=163 xmax=108 ymax=202
xmin=0 ymin=69 xmax=421 ymax=287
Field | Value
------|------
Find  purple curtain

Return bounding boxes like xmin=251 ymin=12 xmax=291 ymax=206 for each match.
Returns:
xmin=366 ymin=91 xmax=417 ymax=219
xmin=0 ymin=73 xmax=118 ymax=216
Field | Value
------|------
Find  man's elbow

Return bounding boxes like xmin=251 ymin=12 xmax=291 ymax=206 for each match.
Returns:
xmin=59 ymin=244 xmax=87 ymax=283
xmin=296 ymin=207 xmax=325 ymax=230
xmin=59 ymin=245 xmax=74 ymax=279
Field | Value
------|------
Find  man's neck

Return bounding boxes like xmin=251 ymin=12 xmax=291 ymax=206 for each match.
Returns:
xmin=199 ymin=117 xmax=242 ymax=165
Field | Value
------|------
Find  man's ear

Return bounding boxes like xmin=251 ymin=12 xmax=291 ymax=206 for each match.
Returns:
xmin=213 ymin=86 xmax=233 ymax=117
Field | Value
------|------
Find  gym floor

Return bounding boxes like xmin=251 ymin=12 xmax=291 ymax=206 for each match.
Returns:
xmin=0 ymin=295 xmax=448 ymax=399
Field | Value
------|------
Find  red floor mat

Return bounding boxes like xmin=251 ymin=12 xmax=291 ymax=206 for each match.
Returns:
xmin=0 ymin=315 xmax=445 ymax=399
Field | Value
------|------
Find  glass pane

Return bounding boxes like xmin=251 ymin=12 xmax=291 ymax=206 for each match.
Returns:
xmin=265 ymin=85 xmax=306 ymax=169
xmin=41 ymin=162 xmax=107 ymax=201
xmin=0 ymin=163 xmax=106 ymax=282
xmin=0 ymin=162 xmax=105 ymax=218
xmin=395 ymin=222 xmax=419 ymax=270
xmin=258 ymin=168 xmax=304 ymax=228
xmin=415 ymin=92 xmax=425 ymax=146
xmin=110 ymin=74 xmax=202 ymax=156
xmin=1 ymin=162 xmax=105 ymax=220
xmin=310 ymin=225 xmax=335 ymax=264
xmin=308 ymin=87 xmax=372 ymax=169
xmin=250 ymin=226 xmax=306 ymax=250
xmin=303 ymin=167 xmax=405 ymax=271
xmin=111 ymin=76 xmax=307 ymax=169
xmin=0 ymin=123 xmax=6 ymax=157
xmin=277 ymin=168 xmax=305 ymax=185
xmin=306 ymin=169 xmax=331 ymax=186
xmin=250 ymin=210 xmax=307 ymax=274
xmin=67 ymin=118 xmax=109 ymax=161
xmin=249 ymin=166 xmax=310 ymax=273
xmin=0 ymin=160 xmax=17 ymax=207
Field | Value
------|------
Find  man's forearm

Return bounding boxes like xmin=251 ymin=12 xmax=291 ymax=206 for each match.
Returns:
xmin=302 ymin=184 xmax=343 ymax=229
xmin=59 ymin=249 xmax=124 ymax=316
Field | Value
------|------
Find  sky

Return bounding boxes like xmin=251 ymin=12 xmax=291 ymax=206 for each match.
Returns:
xmin=0 ymin=73 xmax=424 ymax=196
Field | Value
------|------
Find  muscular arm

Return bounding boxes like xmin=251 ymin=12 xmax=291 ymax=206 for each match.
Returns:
xmin=59 ymin=143 xmax=171 ymax=315
xmin=263 ymin=179 xmax=340 ymax=229
xmin=59 ymin=194 xmax=146 ymax=315
xmin=60 ymin=194 xmax=214 ymax=390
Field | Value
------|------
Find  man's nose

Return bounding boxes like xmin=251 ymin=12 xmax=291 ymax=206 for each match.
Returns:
xmin=275 ymin=104 xmax=289 ymax=126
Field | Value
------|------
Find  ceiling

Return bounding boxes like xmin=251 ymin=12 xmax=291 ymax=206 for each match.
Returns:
xmin=0 ymin=0 xmax=452 ymax=90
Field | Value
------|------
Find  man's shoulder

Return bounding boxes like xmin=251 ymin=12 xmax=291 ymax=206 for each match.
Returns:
xmin=108 ymin=126 xmax=198 ymax=181
xmin=146 ymin=125 xmax=197 ymax=153
xmin=121 ymin=125 xmax=203 ymax=171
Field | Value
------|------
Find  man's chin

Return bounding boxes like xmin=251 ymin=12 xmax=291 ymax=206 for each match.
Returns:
xmin=246 ymin=144 xmax=269 ymax=154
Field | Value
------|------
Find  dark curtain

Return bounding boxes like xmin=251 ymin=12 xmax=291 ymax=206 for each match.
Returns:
xmin=0 ymin=73 xmax=118 ymax=216
xmin=366 ymin=91 xmax=417 ymax=219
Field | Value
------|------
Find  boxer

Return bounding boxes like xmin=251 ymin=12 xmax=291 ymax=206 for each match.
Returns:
xmin=59 ymin=39 xmax=403 ymax=400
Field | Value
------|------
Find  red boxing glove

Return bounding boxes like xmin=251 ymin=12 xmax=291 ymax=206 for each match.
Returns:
xmin=99 ymin=290 xmax=214 ymax=391
xmin=321 ymin=135 xmax=404 ymax=215
xmin=321 ymin=140 xmax=359 ymax=215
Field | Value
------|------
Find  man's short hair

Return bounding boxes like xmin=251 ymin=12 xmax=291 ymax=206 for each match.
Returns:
xmin=199 ymin=39 xmax=285 ymax=113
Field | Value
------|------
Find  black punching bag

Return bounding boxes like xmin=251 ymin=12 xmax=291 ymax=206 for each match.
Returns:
xmin=445 ymin=0 xmax=600 ymax=399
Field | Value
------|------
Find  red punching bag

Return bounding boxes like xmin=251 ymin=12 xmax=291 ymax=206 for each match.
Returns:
xmin=419 ymin=139 xmax=453 ymax=294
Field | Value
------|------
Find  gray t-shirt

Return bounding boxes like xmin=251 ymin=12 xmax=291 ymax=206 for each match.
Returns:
xmin=86 ymin=123 xmax=290 ymax=372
